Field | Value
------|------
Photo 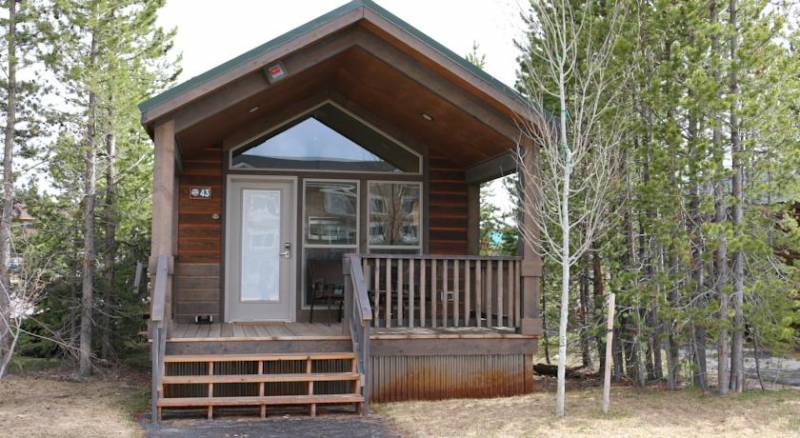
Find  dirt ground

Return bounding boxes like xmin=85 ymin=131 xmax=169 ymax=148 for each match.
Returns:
xmin=3 ymin=365 xmax=799 ymax=437
xmin=375 ymin=378 xmax=800 ymax=438
xmin=0 ymin=372 xmax=147 ymax=438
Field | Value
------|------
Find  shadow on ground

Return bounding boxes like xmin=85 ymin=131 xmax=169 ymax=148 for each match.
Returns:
xmin=141 ymin=415 xmax=400 ymax=438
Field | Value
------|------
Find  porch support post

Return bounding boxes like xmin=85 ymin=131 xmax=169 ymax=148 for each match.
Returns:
xmin=467 ymin=184 xmax=480 ymax=255
xmin=519 ymin=139 xmax=543 ymax=336
xmin=150 ymin=119 xmax=177 ymax=329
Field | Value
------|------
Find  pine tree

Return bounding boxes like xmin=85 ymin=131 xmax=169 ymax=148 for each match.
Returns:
xmin=42 ymin=0 xmax=178 ymax=376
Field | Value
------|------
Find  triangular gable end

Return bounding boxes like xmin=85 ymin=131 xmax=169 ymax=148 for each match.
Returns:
xmin=138 ymin=0 xmax=530 ymax=131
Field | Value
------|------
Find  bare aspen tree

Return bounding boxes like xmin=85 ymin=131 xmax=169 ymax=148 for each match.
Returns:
xmin=0 ymin=242 xmax=49 ymax=379
xmin=515 ymin=0 xmax=625 ymax=417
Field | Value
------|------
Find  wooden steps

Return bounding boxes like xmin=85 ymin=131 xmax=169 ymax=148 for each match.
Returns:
xmin=161 ymin=372 xmax=360 ymax=384
xmin=164 ymin=352 xmax=355 ymax=362
xmin=156 ymin=351 xmax=364 ymax=420
xmin=158 ymin=394 xmax=364 ymax=407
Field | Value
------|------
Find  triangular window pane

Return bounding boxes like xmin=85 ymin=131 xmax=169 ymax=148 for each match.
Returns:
xmin=232 ymin=104 xmax=420 ymax=173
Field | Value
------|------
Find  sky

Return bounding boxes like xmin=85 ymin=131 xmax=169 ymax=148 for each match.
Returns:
xmin=156 ymin=0 xmax=524 ymax=215
xmin=157 ymin=0 xmax=528 ymax=87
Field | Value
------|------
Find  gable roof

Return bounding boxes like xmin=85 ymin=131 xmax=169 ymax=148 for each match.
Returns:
xmin=139 ymin=0 xmax=529 ymax=126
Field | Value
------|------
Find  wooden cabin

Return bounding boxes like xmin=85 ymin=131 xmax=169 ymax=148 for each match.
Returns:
xmin=141 ymin=0 xmax=543 ymax=421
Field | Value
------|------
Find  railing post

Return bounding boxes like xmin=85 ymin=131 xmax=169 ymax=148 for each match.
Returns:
xmin=151 ymin=325 xmax=162 ymax=423
xmin=362 ymin=321 xmax=371 ymax=415
xmin=150 ymin=255 xmax=170 ymax=424
xmin=343 ymin=255 xmax=353 ymax=336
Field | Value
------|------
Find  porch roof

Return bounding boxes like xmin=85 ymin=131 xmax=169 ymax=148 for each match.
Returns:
xmin=140 ymin=0 xmax=539 ymax=171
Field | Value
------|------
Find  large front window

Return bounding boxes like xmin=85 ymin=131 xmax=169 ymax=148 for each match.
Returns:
xmin=231 ymin=103 xmax=421 ymax=173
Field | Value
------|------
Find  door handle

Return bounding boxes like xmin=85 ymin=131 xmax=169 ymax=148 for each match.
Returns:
xmin=279 ymin=242 xmax=292 ymax=259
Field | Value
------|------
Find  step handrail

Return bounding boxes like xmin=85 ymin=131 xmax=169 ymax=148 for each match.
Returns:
xmin=151 ymin=255 xmax=170 ymax=423
xmin=343 ymin=254 xmax=372 ymax=415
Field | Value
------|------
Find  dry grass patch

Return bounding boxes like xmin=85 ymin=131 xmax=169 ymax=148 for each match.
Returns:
xmin=375 ymin=385 xmax=800 ymax=438
xmin=0 ymin=374 xmax=146 ymax=437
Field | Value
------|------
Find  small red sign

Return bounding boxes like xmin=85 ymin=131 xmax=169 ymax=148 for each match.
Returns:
xmin=266 ymin=62 xmax=287 ymax=82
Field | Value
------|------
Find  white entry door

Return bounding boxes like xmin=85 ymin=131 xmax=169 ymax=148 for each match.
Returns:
xmin=225 ymin=177 xmax=296 ymax=322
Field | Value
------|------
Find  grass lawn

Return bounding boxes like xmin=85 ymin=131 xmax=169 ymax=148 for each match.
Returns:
xmin=0 ymin=359 xmax=147 ymax=438
xmin=375 ymin=384 xmax=800 ymax=438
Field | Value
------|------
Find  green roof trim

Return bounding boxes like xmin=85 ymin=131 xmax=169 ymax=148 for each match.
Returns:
xmin=140 ymin=0 xmax=526 ymax=119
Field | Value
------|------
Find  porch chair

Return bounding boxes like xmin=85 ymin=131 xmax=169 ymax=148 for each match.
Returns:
xmin=308 ymin=278 xmax=344 ymax=323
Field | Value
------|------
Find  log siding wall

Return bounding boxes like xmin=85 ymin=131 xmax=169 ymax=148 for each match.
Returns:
xmin=428 ymin=155 xmax=469 ymax=255
xmin=175 ymin=147 xmax=224 ymax=322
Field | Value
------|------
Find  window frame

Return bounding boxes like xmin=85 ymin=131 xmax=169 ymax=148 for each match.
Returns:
xmin=302 ymin=178 xmax=360 ymax=249
xmin=366 ymin=180 xmax=423 ymax=252
xmin=228 ymin=100 xmax=423 ymax=175
xmin=301 ymin=178 xmax=360 ymax=309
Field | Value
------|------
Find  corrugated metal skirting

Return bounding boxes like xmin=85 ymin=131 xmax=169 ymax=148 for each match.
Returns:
xmin=371 ymin=354 xmax=532 ymax=402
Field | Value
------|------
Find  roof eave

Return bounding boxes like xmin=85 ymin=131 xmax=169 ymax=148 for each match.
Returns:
xmin=139 ymin=0 xmax=534 ymax=129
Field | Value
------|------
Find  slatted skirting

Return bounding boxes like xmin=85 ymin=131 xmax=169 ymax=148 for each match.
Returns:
xmin=370 ymin=354 xmax=532 ymax=402
xmin=158 ymin=353 xmax=364 ymax=419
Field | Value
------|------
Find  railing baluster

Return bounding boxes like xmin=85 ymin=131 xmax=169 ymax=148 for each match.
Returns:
xmin=454 ymin=259 xmax=460 ymax=328
xmin=409 ymin=259 xmax=415 ymax=328
xmin=397 ymin=258 xmax=403 ymax=327
xmin=431 ymin=259 xmax=437 ymax=328
xmin=476 ymin=259 xmax=482 ymax=328
xmin=497 ymin=259 xmax=504 ymax=328
xmin=420 ymin=259 xmax=426 ymax=327
xmin=465 ymin=259 xmax=471 ymax=327
xmin=443 ymin=259 xmax=448 ymax=328
xmin=515 ymin=260 xmax=521 ymax=328
xmin=385 ymin=258 xmax=392 ymax=328
xmin=373 ymin=258 xmax=380 ymax=327
xmin=507 ymin=259 xmax=514 ymax=328
xmin=486 ymin=260 xmax=493 ymax=327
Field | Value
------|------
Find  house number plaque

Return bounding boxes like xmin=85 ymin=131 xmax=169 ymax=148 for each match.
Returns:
xmin=189 ymin=186 xmax=212 ymax=199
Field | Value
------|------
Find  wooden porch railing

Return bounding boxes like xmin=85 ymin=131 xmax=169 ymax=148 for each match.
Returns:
xmin=360 ymin=255 xmax=522 ymax=329
xmin=150 ymin=255 xmax=170 ymax=423
xmin=342 ymin=254 xmax=373 ymax=415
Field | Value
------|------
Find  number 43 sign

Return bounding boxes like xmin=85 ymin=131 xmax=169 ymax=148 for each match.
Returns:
xmin=189 ymin=186 xmax=212 ymax=199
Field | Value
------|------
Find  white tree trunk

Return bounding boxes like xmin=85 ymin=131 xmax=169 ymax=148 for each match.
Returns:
xmin=556 ymin=73 xmax=571 ymax=418
xmin=602 ymin=293 xmax=616 ymax=413
xmin=0 ymin=0 xmax=18 ymax=378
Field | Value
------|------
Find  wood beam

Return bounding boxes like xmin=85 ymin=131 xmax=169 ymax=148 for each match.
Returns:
xmin=151 ymin=120 xmax=176 ymax=325
xmin=464 ymin=151 xmax=516 ymax=185
xmin=518 ymin=138 xmax=542 ymax=336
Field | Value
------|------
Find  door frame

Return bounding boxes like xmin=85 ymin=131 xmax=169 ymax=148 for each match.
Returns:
xmin=224 ymin=174 xmax=298 ymax=322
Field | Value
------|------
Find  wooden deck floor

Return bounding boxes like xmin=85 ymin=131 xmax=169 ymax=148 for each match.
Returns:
xmin=167 ymin=322 xmax=534 ymax=342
